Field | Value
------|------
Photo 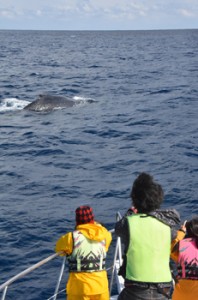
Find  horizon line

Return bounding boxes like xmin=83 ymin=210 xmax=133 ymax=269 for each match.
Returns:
xmin=0 ymin=28 xmax=197 ymax=31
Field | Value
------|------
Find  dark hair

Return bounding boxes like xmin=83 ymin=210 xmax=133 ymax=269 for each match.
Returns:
xmin=186 ymin=216 xmax=198 ymax=248
xmin=130 ymin=172 xmax=164 ymax=213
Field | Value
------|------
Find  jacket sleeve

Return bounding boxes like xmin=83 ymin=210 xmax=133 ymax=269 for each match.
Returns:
xmin=170 ymin=230 xmax=186 ymax=262
xmin=115 ymin=215 xmax=130 ymax=249
xmin=105 ymin=230 xmax=112 ymax=252
xmin=55 ymin=232 xmax=73 ymax=256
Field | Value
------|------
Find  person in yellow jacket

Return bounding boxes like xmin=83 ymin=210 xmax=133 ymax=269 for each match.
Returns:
xmin=171 ymin=216 xmax=198 ymax=300
xmin=55 ymin=205 xmax=112 ymax=300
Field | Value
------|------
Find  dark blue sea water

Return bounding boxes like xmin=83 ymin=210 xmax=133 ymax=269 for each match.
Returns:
xmin=0 ymin=29 xmax=198 ymax=299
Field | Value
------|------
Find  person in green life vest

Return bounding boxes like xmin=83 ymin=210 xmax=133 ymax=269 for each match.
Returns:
xmin=115 ymin=172 xmax=181 ymax=300
xmin=55 ymin=205 xmax=112 ymax=300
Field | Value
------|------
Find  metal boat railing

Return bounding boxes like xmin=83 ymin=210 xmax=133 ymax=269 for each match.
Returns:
xmin=0 ymin=212 xmax=123 ymax=300
xmin=109 ymin=212 xmax=123 ymax=295
xmin=0 ymin=252 xmax=65 ymax=300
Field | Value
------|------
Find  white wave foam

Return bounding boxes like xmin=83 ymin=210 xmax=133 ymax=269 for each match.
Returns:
xmin=0 ymin=98 xmax=30 ymax=112
xmin=72 ymin=96 xmax=95 ymax=106
xmin=73 ymin=96 xmax=87 ymax=101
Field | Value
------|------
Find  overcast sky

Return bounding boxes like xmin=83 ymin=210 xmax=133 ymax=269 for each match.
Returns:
xmin=0 ymin=0 xmax=198 ymax=31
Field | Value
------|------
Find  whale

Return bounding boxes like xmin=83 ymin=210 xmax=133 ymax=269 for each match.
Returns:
xmin=23 ymin=94 xmax=82 ymax=112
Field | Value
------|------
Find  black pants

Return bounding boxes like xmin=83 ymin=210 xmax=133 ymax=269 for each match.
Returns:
xmin=118 ymin=286 xmax=171 ymax=300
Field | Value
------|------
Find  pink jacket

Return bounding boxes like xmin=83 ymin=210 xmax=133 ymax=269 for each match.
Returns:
xmin=177 ymin=238 xmax=198 ymax=280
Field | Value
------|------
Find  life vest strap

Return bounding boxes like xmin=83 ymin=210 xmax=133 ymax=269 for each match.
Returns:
xmin=69 ymin=258 xmax=106 ymax=272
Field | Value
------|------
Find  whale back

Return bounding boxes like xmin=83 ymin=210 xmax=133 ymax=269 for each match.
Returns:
xmin=24 ymin=94 xmax=75 ymax=112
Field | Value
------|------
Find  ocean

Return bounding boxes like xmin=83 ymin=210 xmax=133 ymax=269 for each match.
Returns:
xmin=0 ymin=29 xmax=198 ymax=299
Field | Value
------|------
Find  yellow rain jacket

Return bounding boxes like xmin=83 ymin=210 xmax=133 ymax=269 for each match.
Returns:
xmin=55 ymin=222 xmax=112 ymax=299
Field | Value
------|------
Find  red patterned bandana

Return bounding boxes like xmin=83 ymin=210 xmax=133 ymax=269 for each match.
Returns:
xmin=75 ymin=206 xmax=95 ymax=225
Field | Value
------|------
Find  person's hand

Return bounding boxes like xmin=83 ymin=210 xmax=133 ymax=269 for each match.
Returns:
xmin=126 ymin=207 xmax=138 ymax=215
xmin=180 ymin=220 xmax=187 ymax=233
xmin=131 ymin=207 xmax=138 ymax=214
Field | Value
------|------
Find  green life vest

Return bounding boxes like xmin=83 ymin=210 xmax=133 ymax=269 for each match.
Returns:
xmin=126 ymin=214 xmax=172 ymax=283
xmin=67 ymin=230 xmax=106 ymax=272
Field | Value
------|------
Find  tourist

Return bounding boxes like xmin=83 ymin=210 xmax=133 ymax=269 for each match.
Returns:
xmin=171 ymin=216 xmax=198 ymax=300
xmin=115 ymin=172 xmax=180 ymax=300
xmin=55 ymin=205 xmax=112 ymax=300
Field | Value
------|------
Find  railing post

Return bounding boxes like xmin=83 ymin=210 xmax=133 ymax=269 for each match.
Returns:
xmin=109 ymin=236 xmax=119 ymax=295
xmin=52 ymin=256 xmax=66 ymax=300
xmin=1 ymin=286 xmax=8 ymax=300
xmin=109 ymin=212 xmax=122 ymax=296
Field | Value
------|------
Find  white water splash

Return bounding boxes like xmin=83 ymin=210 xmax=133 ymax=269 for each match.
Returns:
xmin=73 ymin=96 xmax=95 ymax=106
xmin=0 ymin=98 xmax=30 ymax=112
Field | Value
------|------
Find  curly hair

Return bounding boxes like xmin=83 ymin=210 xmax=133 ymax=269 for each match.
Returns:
xmin=130 ymin=172 xmax=164 ymax=213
